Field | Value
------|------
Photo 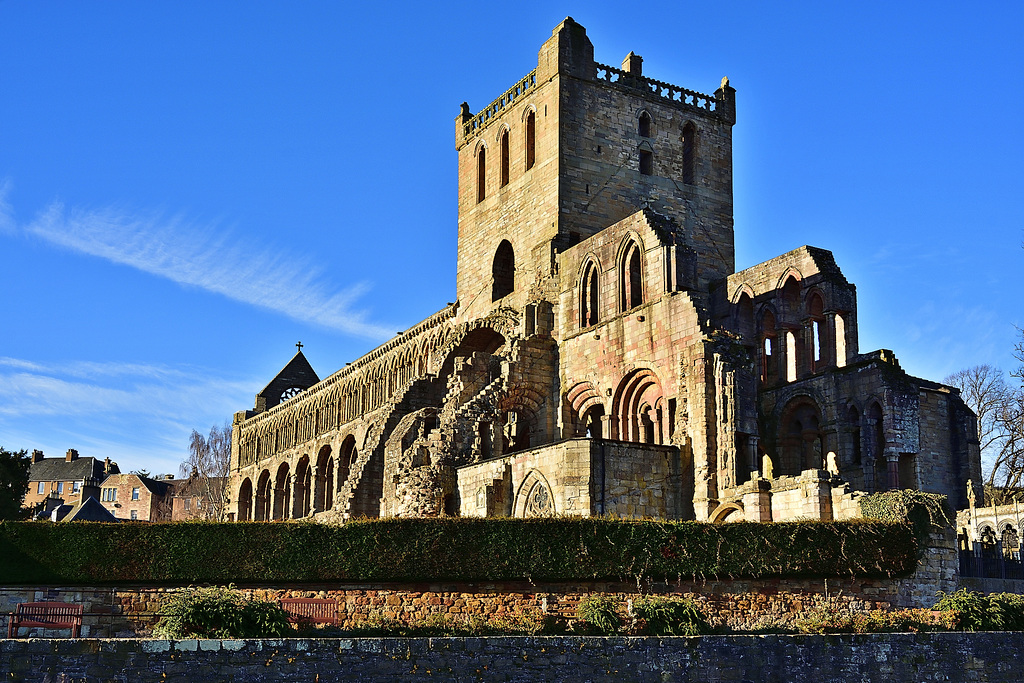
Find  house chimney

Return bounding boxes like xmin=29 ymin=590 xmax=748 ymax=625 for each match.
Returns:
xmin=104 ymin=457 xmax=111 ymax=473
xmin=32 ymin=449 xmax=44 ymax=463
xmin=66 ymin=448 xmax=79 ymax=462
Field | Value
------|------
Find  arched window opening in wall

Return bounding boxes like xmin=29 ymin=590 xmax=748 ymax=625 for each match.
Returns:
xmin=781 ymin=276 xmax=801 ymax=318
xmin=612 ymin=368 xmax=665 ymax=444
xmin=835 ymin=313 xmax=848 ymax=367
xmin=525 ymin=110 xmax=536 ymax=170
xmin=682 ymin=121 xmax=697 ymax=185
xmin=582 ymin=404 xmax=605 ymax=438
xmin=337 ymin=435 xmax=357 ymax=492
xmin=638 ymin=111 xmax=652 ymax=138
xmin=807 ymin=292 xmax=826 ymax=370
xmin=502 ymin=410 xmax=531 ymax=453
xmin=639 ymin=149 xmax=653 ymax=175
xmin=272 ymin=462 xmax=291 ymax=520
xmin=580 ymin=261 xmax=600 ymax=328
xmin=736 ymin=293 xmax=754 ymax=340
xmin=779 ymin=399 xmax=823 ymax=476
xmin=785 ymin=329 xmax=798 ymax=382
xmin=315 ymin=445 xmax=334 ymax=513
xmin=492 ymin=240 xmax=515 ymax=301
xmin=294 ymin=455 xmax=311 ymax=518
xmin=848 ymin=406 xmax=862 ymax=466
xmin=620 ymin=240 xmax=644 ymax=311
xmin=1002 ymin=525 xmax=1019 ymax=557
xmin=477 ymin=147 xmax=486 ymax=203
xmin=760 ymin=310 xmax=777 ymax=383
xmin=499 ymin=129 xmax=510 ymax=188
xmin=237 ymin=478 xmax=253 ymax=522
xmin=255 ymin=470 xmax=272 ymax=521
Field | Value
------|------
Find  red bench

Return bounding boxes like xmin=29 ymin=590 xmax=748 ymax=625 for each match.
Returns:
xmin=279 ymin=597 xmax=338 ymax=626
xmin=7 ymin=602 xmax=83 ymax=638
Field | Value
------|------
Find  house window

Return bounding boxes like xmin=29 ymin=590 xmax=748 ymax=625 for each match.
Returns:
xmin=525 ymin=110 xmax=536 ymax=170
xmin=72 ymin=481 xmax=81 ymax=494
xmin=184 ymin=498 xmax=191 ymax=512
xmin=130 ymin=510 xmax=138 ymax=521
xmin=37 ymin=482 xmax=45 ymax=495
xmin=57 ymin=482 xmax=64 ymax=494
xmin=102 ymin=488 xmax=116 ymax=502
xmin=132 ymin=487 xmax=140 ymax=501
xmin=500 ymin=129 xmax=510 ymax=187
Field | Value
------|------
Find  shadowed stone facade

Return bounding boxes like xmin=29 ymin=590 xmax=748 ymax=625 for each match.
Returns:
xmin=227 ymin=18 xmax=981 ymax=523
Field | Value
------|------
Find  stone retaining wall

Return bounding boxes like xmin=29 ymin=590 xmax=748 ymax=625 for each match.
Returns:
xmin=2 ymin=634 xmax=1023 ymax=682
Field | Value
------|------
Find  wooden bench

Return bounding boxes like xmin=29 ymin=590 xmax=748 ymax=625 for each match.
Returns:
xmin=279 ymin=597 xmax=338 ymax=626
xmin=7 ymin=602 xmax=83 ymax=638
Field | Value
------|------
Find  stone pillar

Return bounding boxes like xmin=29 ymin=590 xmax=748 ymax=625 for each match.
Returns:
xmin=800 ymin=469 xmax=834 ymax=521
xmin=886 ymin=452 xmax=900 ymax=490
xmin=741 ymin=478 xmax=772 ymax=522
xmin=311 ymin=465 xmax=322 ymax=514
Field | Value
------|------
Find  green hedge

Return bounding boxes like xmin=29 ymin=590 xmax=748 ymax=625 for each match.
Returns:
xmin=0 ymin=518 xmax=916 ymax=585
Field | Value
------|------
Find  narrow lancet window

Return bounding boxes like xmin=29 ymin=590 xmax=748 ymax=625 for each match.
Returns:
xmin=477 ymin=147 xmax=486 ymax=203
xmin=500 ymin=129 xmax=510 ymax=187
xmin=525 ymin=111 xmax=536 ymax=170
xmin=492 ymin=240 xmax=514 ymax=301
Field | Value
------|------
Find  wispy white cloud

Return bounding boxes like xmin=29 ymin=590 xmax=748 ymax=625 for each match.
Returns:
xmin=0 ymin=178 xmax=14 ymax=235
xmin=0 ymin=358 xmax=251 ymax=421
xmin=22 ymin=201 xmax=393 ymax=339
xmin=0 ymin=357 xmax=256 ymax=474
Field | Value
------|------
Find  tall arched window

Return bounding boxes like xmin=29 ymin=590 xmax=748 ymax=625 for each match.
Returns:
xmin=492 ymin=240 xmax=514 ymax=301
xmin=682 ymin=121 xmax=696 ymax=185
xmin=580 ymin=261 xmax=599 ymax=327
xmin=477 ymin=147 xmax=486 ymax=203
xmin=848 ymin=405 xmax=862 ymax=465
xmin=620 ymin=240 xmax=643 ymax=311
xmin=638 ymin=111 xmax=652 ymax=137
xmin=807 ymin=292 xmax=826 ymax=371
xmin=499 ymin=129 xmax=510 ymax=187
xmin=525 ymin=110 xmax=536 ymax=170
xmin=760 ymin=310 xmax=778 ymax=383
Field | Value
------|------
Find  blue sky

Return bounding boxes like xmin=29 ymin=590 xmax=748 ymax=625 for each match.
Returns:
xmin=1 ymin=1 xmax=1022 ymax=476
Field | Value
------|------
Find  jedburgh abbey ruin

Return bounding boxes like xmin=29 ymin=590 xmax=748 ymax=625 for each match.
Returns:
xmin=227 ymin=18 xmax=981 ymax=523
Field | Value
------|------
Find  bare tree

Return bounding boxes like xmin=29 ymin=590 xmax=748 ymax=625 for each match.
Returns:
xmin=946 ymin=364 xmax=1024 ymax=505
xmin=179 ymin=424 xmax=231 ymax=521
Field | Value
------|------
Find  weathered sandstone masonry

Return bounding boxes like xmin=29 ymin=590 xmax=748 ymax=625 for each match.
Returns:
xmin=226 ymin=18 xmax=981 ymax=525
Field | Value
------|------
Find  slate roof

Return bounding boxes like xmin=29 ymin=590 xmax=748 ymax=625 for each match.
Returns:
xmin=29 ymin=456 xmax=117 ymax=482
xmin=257 ymin=350 xmax=320 ymax=409
xmin=62 ymin=497 xmax=118 ymax=522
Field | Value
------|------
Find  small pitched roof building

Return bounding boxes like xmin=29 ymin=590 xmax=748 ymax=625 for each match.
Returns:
xmin=255 ymin=349 xmax=320 ymax=412
xmin=23 ymin=449 xmax=118 ymax=515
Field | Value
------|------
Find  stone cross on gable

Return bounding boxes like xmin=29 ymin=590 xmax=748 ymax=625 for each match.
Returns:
xmin=295 ymin=341 xmax=303 ymax=352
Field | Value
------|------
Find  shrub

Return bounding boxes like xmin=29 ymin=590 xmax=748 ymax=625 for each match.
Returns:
xmin=934 ymin=589 xmax=1024 ymax=631
xmin=793 ymin=608 xmax=956 ymax=634
xmin=632 ymin=595 xmax=711 ymax=636
xmin=575 ymin=595 xmax=621 ymax=635
xmin=153 ymin=585 xmax=292 ymax=638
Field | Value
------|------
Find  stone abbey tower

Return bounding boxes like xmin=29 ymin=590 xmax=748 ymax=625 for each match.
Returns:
xmin=227 ymin=18 xmax=981 ymax=523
